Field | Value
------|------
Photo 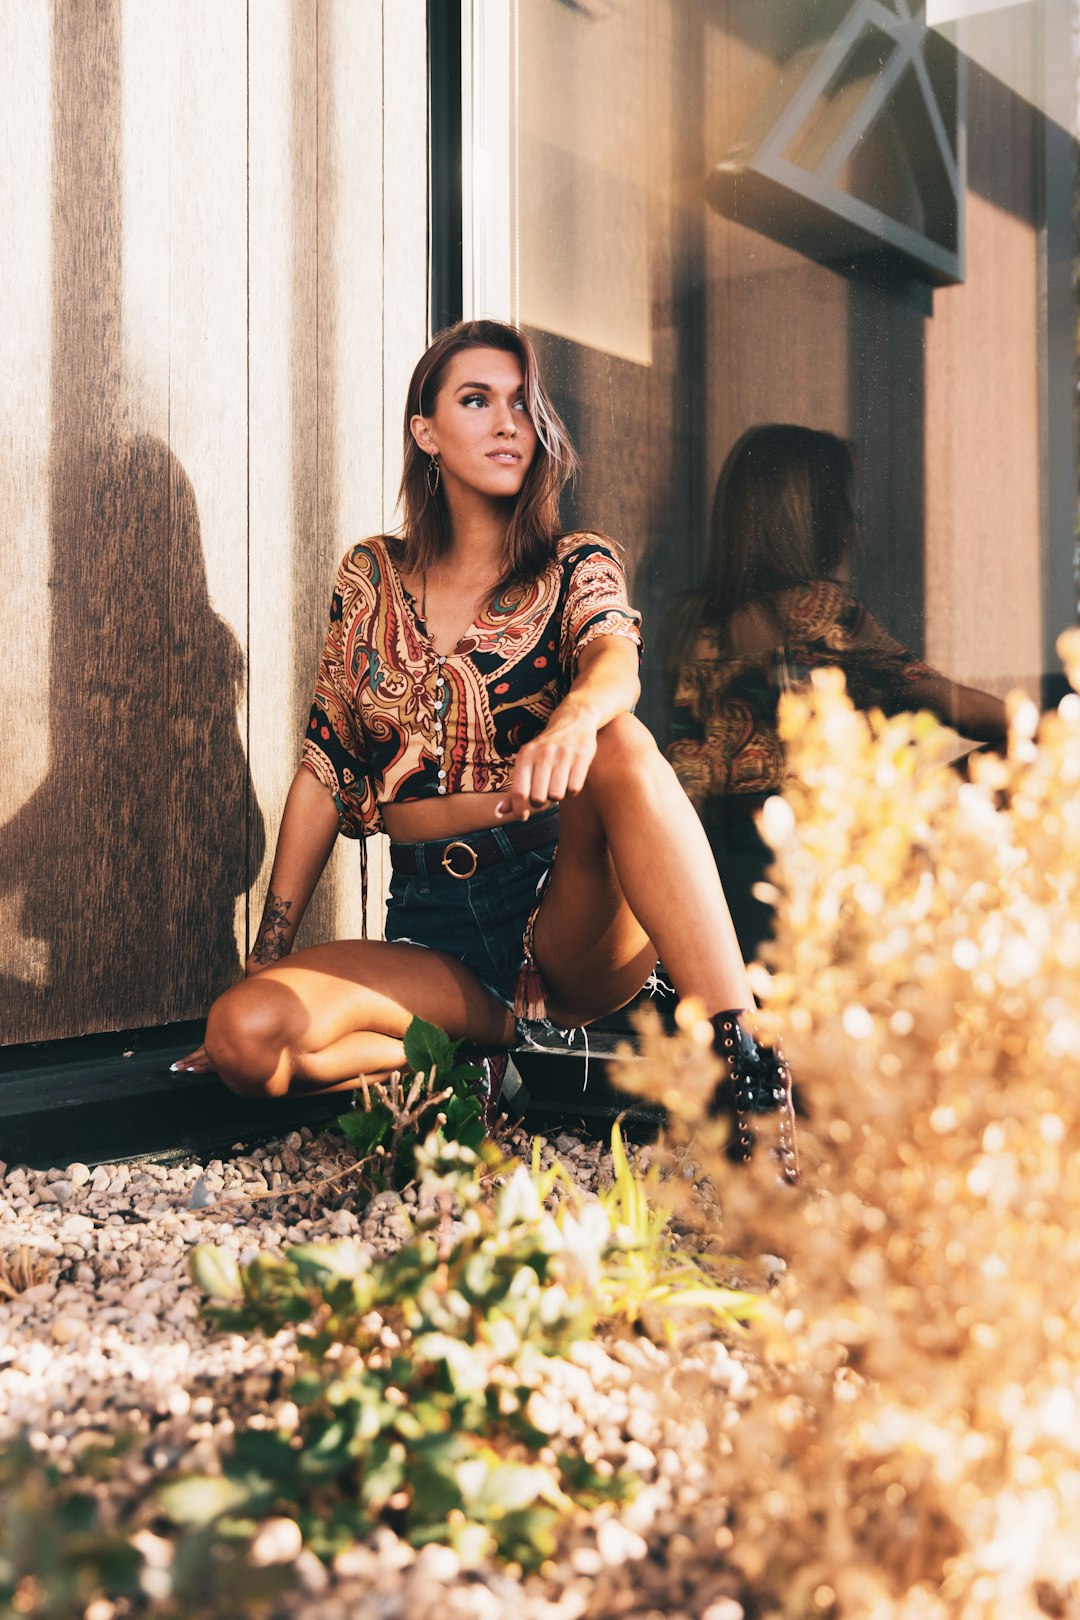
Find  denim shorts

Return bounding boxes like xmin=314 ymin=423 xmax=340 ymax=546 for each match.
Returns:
xmin=383 ymin=811 xmax=559 ymax=1013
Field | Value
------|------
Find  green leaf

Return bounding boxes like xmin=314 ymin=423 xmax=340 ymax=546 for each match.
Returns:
xmin=360 ymin=1437 xmax=407 ymax=1508
xmin=189 ymin=1245 xmax=243 ymax=1301
xmin=469 ymin=1460 xmax=547 ymax=1514
xmin=337 ymin=1101 xmax=392 ymax=1156
xmin=403 ymin=1015 xmax=460 ymax=1079
xmin=407 ymin=1450 xmax=466 ymax=1524
xmin=394 ymin=1130 xmax=420 ymax=1185
xmin=489 ymin=1505 xmax=560 ymax=1569
xmin=448 ymin=1518 xmax=494 ymax=1566
xmin=444 ymin=1090 xmax=485 ymax=1151
xmin=230 ymin=1429 xmax=300 ymax=1491
xmin=288 ymin=1241 xmax=370 ymax=1282
xmin=301 ymin=1416 xmax=352 ymax=1474
xmin=158 ymin=1473 xmax=262 ymax=1528
xmin=290 ymin=1373 xmax=325 ymax=1407
xmin=557 ymin=1453 xmax=637 ymax=1504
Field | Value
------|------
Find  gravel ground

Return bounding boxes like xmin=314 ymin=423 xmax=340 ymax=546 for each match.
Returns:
xmin=0 ymin=1126 xmax=753 ymax=1620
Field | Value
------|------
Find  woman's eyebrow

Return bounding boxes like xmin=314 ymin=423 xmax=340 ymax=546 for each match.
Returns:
xmin=454 ymin=380 xmax=524 ymax=393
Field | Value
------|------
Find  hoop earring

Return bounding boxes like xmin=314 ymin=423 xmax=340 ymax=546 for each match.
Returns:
xmin=426 ymin=455 xmax=441 ymax=497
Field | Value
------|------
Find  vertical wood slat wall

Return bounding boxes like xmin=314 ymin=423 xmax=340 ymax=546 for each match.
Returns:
xmin=0 ymin=0 xmax=428 ymax=1046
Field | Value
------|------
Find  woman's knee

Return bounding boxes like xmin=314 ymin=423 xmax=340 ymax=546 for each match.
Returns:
xmin=204 ymin=979 xmax=297 ymax=1100
xmin=589 ymin=712 xmax=666 ymax=792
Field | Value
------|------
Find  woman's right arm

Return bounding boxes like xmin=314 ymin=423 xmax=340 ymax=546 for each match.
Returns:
xmin=245 ymin=767 xmax=341 ymax=973
xmin=806 ymin=583 xmax=1009 ymax=747
xmin=172 ymin=768 xmax=340 ymax=1072
xmin=177 ymin=545 xmax=375 ymax=1072
xmin=899 ymin=672 xmax=1007 ymax=745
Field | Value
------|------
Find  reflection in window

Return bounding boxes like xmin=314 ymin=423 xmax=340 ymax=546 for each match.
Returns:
xmin=510 ymin=0 xmax=1077 ymax=766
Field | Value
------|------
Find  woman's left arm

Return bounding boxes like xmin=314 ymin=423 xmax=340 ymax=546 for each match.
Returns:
xmin=498 ymin=636 xmax=641 ymax=818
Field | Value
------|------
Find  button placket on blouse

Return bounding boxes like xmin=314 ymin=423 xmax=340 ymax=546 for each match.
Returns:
xmin=434 ymin=653 xmax=448 ymax=793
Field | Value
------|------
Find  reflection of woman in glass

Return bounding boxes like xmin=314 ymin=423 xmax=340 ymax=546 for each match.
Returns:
xmin=665 ymin=424 xmax=1008 ymax=958
xmin=179 ymin=323 xmax=793 ymax=1159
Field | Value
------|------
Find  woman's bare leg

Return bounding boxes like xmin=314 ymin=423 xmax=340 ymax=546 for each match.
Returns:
xmin=204 ymin=939 xmax=515 ymax=1100
xmin=532 ymin=713 xmax=753 ymax=1027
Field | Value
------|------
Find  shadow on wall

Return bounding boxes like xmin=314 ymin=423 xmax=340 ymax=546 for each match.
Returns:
xmin=0 ymin=1 xmax=263 ymax=1044
xmin=0 ymin=436 xmax=264 ymax=1041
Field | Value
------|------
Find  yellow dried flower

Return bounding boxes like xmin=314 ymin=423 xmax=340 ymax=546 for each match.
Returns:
xmin=610 ymin=662 xmax=1080 ymax=1618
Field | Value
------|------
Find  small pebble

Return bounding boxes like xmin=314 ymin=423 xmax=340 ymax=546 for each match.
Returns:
xmin=50 ymin=1317 xmax=85 ymax=1346
xmin=249 ymin=1516 xmax=303 ymax=1566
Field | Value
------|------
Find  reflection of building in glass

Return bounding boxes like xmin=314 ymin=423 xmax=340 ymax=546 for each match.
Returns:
xmin=507 ymin=0 xmax=1077 ymax=749
xmin=707 ymin=1 xmax=965 ymax=284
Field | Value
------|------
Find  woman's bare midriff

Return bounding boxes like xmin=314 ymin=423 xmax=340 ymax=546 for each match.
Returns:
xmin=380 ymin=790 xmax=547 ymax=844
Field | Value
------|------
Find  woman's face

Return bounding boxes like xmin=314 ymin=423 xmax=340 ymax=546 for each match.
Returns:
xmin=411 ymin=345 xmax=537 ymax=501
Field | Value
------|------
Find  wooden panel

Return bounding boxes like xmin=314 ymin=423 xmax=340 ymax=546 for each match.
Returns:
xmin=0 ymin=0 xmax=53 ymax=1025
xmin=247 ymin=1 xmax=299 ymax=958
xmin=5 ymin=0 xmax=171 ymax=1042
xmin=0 ymin=0 xmax=254 ymax=1044
xmin=247 ymin=0 xmax=384 ymax=953
xmin=165 ymin=1 xmax=250 ymax=1012
xmin=0 ymin=0 xmax=429 ymax=1047
xmin=282 ymin=0 xmax=329 ymax=952
xmin=319 ymin=0 xmax=386 ymax=946
xmin=381 ymin=0 xmax=430 ymax=527
xmin=247 ymin=0 xmax=429 ymax=953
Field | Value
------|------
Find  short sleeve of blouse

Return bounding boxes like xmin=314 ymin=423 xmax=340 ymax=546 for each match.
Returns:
xmin=557 ymin=535 xmax=643 ymax=678
xmin=300 ymin=549 xmax=382 ymax=839
xmin=786 ymin=581 xmax=936 ymax=711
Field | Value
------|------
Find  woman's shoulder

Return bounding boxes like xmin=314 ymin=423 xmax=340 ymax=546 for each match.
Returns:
xmin=555 ymin=529 xmax=625 ymax=564
xmin=773 ymin=578 xmax=861 ymax=637
xmin=336 ymin=534 xmax=397 ymax=568
xmin=776 ymin=577 xmax=854 ymax=611
xmin=332 ymin=535 xmax=401 ymax=586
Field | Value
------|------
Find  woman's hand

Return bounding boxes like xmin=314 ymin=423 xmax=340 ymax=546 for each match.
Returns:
xmin=496 ymin=699 xmax=600 ymax=820
xmin=171 ymin=1042 xmax=214 ymax=1074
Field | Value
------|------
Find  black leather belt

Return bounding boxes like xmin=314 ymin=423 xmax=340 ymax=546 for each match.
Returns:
xmin=389 ymin=808 xmax=560 ymax=880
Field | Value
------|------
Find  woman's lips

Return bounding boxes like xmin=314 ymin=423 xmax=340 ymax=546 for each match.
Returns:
xmin=486 ymin=450 xmax=521 ymax=462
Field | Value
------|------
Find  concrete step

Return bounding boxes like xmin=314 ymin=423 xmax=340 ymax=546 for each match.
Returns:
xmin=0 ymin=1021 xmax=660 ymax=1171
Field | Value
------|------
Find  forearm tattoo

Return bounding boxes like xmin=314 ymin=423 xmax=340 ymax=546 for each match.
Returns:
xmin=251 ymin=889 xmax=293 ymax=966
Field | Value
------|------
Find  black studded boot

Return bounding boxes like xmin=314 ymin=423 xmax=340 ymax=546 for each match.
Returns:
xmin=464 ymin=1051 xmax=531 ymax=1137
xmin=710 ymin=1011 xmax=799 ymax=1182
xmin=470 ymin=1051 xmax=508 ymax=1136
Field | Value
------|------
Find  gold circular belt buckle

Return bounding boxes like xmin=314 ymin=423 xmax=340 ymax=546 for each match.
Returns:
xmin=441 ymin=839 xmax=479 ymax=879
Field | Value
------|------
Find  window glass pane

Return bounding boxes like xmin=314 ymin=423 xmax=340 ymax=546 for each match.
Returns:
xmin=510 ymin=0 xmax=1078 ymax=954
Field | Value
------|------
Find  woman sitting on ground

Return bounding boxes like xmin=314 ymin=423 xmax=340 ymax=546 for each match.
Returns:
xmin=177 ymin=321 xmax=792 ymax=1165
xmin=664 ymin=423 xmax=1008 ymax=957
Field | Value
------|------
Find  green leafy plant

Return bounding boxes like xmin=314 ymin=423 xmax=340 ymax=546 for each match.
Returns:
xmin=335 ymin=1016 xmax=487 ymax=1187
xmin=180 ymin=1133 xmax=632 ymax=1570
xmin=525 ymin=1123 xmax=756 ymax=1335
xmin=589 ymin=1120 xmax=757 ymax=1333
xmin=0 ymin=1442 xmax=141 ymax=1620
xmin=0 ymin=1438 xmax=290 ymax=1620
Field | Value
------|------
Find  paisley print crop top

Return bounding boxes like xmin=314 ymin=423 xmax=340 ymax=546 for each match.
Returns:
xmin=301 ymin=533 xmax=643 ymax=837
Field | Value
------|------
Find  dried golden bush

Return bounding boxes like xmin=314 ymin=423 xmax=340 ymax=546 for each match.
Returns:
xmin=612 ymin=631 xmax=1080 ymax=1620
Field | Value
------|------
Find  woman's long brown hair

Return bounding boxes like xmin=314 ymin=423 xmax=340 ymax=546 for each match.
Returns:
xmin=665 ymin=423 xmax=861 ymax=680
xmin=395 ymin=319 xmax=579 ymax=587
